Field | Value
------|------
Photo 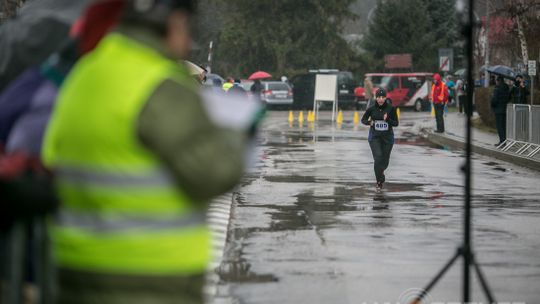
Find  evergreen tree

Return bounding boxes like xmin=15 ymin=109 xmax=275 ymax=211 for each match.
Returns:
xmin=211 ymin=0 xmax=357 ymax=77
xmin=422 ymin=0 xmax=460 ymax=49
xmin=362 ymin=0 xmax=459 ymax=71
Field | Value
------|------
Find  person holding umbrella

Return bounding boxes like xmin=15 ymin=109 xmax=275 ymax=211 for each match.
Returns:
xmin=249 ymin=71 xmax=271 ymax=102
xmin=491 ymin=76 xmax=511 ymax=147
xmin=250 ymin=79 xmax=264 ymax=100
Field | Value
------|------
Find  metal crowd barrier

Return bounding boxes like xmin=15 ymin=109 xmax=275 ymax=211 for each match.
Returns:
xmin=532 ymin=106 xmax=540 ymax=145
xmin=502 ymin=104 xmax=540 ymax=159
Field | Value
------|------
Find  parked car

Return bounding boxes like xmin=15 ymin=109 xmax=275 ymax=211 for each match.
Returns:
xmin=290 ymin=69 xmax=356 ymax=110
xmin=354 ymin=73 xmax=432 ymax=111
xmin=260 ymin=81 xmax=293 ymax=108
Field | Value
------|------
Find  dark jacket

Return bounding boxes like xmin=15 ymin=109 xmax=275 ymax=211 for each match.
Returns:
xmin=510 ymin=83 xmax=529 ymax=104
xmin=250 ymin=81 xmax=264 ymax=94
xmin=361 ymin=101 xmax=399 ymax=140
xmin=491 ymin=82 xmax=510 ymax=114
xmin=228 ymin=84 xmax=248 ymax=97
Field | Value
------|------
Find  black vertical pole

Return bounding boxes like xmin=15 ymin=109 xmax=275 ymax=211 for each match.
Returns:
xmin=464 ymin=0 xmax=475 ymax=302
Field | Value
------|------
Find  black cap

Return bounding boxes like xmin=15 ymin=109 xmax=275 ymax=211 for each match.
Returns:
xmin=130 ymin=0 xmax=194 ymax=13
xmin=375 ymin=88 xmax=386 ymax=97
xmin=123 ymin=0 xmax=195 ymax=33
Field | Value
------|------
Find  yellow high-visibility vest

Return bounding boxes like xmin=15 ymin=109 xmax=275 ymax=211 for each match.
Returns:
xmin=42 ymin=33 xmax=210 ymax=275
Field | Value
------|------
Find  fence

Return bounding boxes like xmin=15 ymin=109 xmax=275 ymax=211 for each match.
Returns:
xmin=506 ymin=104 xmax=540 ymax=144
xmin=503 ymin=104 xmax=540 ymax=159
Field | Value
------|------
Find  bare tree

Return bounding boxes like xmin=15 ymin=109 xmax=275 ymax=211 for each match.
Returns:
xmin=502 ymin=0 xmax=540 ymax=65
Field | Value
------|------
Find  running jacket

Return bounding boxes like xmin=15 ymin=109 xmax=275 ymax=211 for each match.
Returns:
xmin=361 ymin=101 xmax=399 ymax=141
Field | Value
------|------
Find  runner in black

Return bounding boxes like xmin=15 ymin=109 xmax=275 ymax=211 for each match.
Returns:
xmin=361 ymin=88 xmax=399 ymax=189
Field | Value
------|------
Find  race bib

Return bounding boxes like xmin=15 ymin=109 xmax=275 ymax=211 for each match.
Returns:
xmin=373 ymin=120 xmax=389 ymax=131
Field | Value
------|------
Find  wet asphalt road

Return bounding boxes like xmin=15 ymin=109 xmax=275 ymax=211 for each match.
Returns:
xmin=215 ymin=110 xmax=540 ymax=304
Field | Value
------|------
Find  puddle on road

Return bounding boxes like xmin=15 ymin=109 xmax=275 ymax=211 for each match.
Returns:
xmin=235 ymin=182 xmax=444 ymax=235
xmin=394 ymin=131 xmax=445 ymax=149
xmin=263 ymin=175 xmax=321 ymax=183
xmin=263 ymin=127 xmax=446 ymax=150
xmin=482 ymin=161 xmax=508 ymax=172
xmin=216 ymin=259 xmax=278 ymax=283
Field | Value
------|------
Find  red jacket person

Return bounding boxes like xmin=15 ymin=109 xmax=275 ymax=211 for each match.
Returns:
xmin=430 ymin=73 xmax=449 ymax=133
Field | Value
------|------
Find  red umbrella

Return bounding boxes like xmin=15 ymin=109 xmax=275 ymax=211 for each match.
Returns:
xmin=248 ymin=71 xmax=272 ymax=80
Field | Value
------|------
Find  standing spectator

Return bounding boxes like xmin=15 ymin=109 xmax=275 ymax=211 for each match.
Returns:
xmin=491 ymin=76 xmax=511 ymax=146
xmin=210 ymin=78 xmax=224 ymax=94
xmin=280 ymin=75 xmax=291 ymax=86
xmin=445 ymin=75 xmax=455 ymax=106
xmin=510 ymin=74 xmax=530 ymax=104
xmin=228 ymin=78 xmax=247 ymax=97
xmin=42 ymin=1 xmax=252 ymax=303
xmin=250 ymin=79 xmax=264 ymax=101
xmin=364 ymin=76 xmax=374 ymax=109
xmin=222 ymin=77 xmax=234 ymax=91
xmin=455 ymin=77 xmax=467 ymax=114
xmin=430 ymin=73 xmax=449 ymax=133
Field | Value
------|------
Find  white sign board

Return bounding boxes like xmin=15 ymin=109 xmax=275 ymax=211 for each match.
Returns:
xmin=439 ymin=56 xmax=450 ymax=71
xmin=528 ymin=60 xmax=537 ymax=76
xmin=314 ymin=74 xmax=337 ymax=102
xmin=313 ymin=74 xmax=338 ymax=122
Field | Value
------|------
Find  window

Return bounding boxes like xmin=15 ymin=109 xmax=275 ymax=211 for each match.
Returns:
xmin=387 ymin=77 xmax=398 ymax=91
xmin=268 ymin=83 xmax=290 ymax=90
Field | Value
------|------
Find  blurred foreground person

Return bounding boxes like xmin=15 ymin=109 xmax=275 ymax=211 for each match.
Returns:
xmin=361 ymin=89 xmax=399 ymax=190
xmin=42 ymin=1 xmax=253 ymax=303
xmin=0 ymin=2 xmax=123 ymax=302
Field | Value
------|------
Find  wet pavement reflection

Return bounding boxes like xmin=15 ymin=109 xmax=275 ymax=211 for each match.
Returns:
xmin=214 ymin=111 xmax=540 ymax=304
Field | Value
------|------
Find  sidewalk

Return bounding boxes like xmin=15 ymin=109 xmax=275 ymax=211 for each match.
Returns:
xmin=420 ymin=112 xmax=540 ymax=171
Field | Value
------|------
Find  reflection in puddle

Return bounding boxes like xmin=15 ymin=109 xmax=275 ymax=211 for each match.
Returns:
xmin=264 ymin=125 xmax=445 ymax=150
xmin=217 ymin=259 xmax=278 ymax=283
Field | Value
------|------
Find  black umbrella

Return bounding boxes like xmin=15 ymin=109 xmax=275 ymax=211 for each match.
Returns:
xmin=454 ymin=68 xmax=466 ymax=77
xmin=486 ymin=65 xmax=517 ymax=80
xmin=0 ymin=0 xmax=91 ymax=91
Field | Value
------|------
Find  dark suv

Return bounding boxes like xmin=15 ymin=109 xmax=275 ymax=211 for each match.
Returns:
xmin=290 ymin=69 xmax=356 ymax=110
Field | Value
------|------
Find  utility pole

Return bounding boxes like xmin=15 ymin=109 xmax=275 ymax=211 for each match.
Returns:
xmin=484 ymin=0 xmax=489 ymax=87
xmin=207 ymin=41 xmax=213 ymax=74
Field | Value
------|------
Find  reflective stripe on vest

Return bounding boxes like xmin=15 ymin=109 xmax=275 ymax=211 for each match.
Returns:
xmin=42 ymin=33 xmax=210 ymax=275
xmin=57 ymin=209 xmax=205 ymax=233
xmin=55 ymin=165 xmax=174 ymax=188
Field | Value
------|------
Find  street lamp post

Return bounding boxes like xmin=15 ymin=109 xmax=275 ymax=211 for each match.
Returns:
xmin=484 ymin=0 xmax=489 ymax=88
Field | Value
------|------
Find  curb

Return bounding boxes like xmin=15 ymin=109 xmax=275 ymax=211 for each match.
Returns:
xmin=205 ymin=192 xmax=235 ymax=302
xmin=426 ymin=131 xmax=540 ymax=172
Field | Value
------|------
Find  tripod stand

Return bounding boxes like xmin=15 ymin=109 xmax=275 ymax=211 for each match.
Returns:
xmin=413 ymin=0 xmax=496 ymax=303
